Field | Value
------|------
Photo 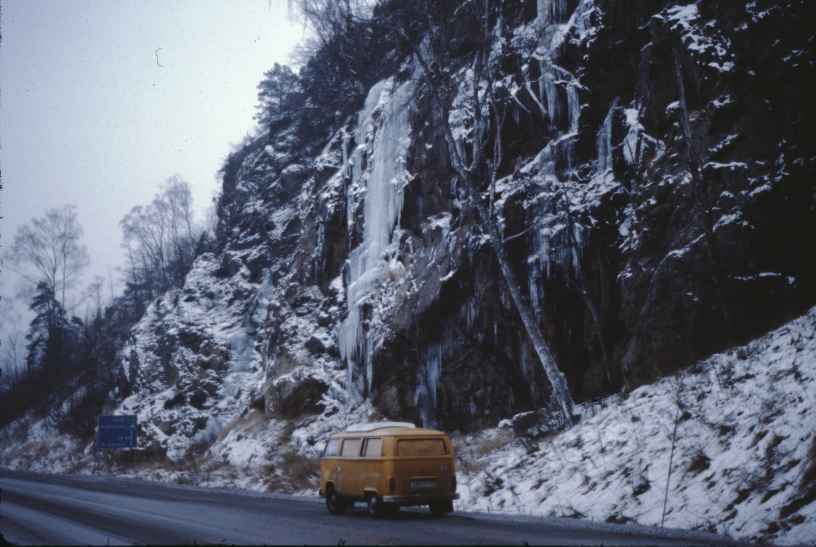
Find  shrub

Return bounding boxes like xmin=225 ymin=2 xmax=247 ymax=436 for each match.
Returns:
xmin=687 ymin=450 xmax=711 ymax=474
xmin=279 ymin=449 xmax=319 ymax=491
xmin=476 ymin=431 xmax=513 ymax=457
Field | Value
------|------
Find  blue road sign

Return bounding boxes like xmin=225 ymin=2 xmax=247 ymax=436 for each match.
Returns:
xmin=96 ymin=415 xmax=137 ymax=449
xmin=99 ymin=415 xmax=137 ymax=428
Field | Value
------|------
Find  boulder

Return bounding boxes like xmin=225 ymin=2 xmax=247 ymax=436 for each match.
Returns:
xmin=511 ymin=409 xmax=565 ymax=439
xmin=267 ymin=371 xmax=328 ymax=419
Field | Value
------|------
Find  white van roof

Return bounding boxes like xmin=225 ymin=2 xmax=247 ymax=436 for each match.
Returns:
xmin=345 ymin=421 xmax=416 ymax=432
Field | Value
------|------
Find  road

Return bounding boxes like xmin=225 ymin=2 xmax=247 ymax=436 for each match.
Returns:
xmin=0 ymin=469 xmax=742 ymax=546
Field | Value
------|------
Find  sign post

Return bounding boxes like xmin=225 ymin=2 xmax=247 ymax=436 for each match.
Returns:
xmin=96 ymin=415 xmax=138 ymax=450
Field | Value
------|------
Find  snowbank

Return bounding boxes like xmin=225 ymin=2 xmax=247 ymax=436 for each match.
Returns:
xmin=455 ymin=306 xmax=816 ymax=544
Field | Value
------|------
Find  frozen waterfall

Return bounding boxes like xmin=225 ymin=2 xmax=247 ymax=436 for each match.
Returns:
xmin=537 ymin=0 xmax=570 ymax=26
xmin=339 ymin=76 xmax=415 ymax=399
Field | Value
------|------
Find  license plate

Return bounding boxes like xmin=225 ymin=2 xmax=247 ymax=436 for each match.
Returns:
xmin=410 ymin=479 xmax=436 ymax=491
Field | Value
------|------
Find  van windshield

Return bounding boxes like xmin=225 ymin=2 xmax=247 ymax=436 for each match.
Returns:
xmin=397 ymin=438 xmax=447 ymax=457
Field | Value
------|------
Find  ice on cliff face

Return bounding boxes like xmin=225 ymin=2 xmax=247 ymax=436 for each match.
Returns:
xmin=338 ymin=75 xmax=416 ymax=399
xmin=415 ymin=344 xmax=442 ymax=429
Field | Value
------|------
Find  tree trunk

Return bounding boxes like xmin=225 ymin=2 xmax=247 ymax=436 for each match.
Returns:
xmin=475 ymin=198 xmax=576 ymax=425
xmin=412 ymin=15 xmax=577 ymax=428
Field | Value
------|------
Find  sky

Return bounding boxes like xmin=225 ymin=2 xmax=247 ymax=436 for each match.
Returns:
xmin=0 ymin=0 xmax=304 ymax=353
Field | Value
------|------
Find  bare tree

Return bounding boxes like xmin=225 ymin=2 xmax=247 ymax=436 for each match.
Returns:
xmin=409 ymin=0 xmax=576 ymax=427
xmin=5 ymin=205 xmax=90 ymax=309
xmin=121 ymin=176 xmax=199 ymax=300
xmin=82 ymin=275 xmax=106 ymax=323
xmin=2 ymin=330 xmax=24 ymax=385
xmin=288 ymin=0 xmax=375 ymax=46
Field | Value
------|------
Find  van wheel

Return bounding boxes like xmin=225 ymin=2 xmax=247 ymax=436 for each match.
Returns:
xmin=430 ymin=500 xmax=453 ymax=516
xmin=366 ymin=495 xmax=383 ymax=518
xmin=326 ymin=487 xmax=346 ymax=515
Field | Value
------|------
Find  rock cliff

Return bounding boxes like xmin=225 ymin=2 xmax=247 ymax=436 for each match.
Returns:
xmin=114 ymin=0 xmax=815 ymax=463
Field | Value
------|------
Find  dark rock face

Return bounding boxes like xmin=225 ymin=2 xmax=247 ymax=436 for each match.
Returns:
xmin=266 ymin=372 xmax=328 ymax=419
xmin=122 ymin=0 xmax=815 ymax=453
xmin=362 ymin=0 xmax=816 ymax=427
xmin=510 ymin=407 xmax=564 ymax=440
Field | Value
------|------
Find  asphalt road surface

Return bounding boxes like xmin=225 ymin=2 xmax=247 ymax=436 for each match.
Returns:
xmin=0 ymin=469 xmax=743 ymax=545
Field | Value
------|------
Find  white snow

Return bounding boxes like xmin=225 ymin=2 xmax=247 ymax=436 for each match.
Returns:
xmin=455 ymin=306 xmax=816 ymax=545
xmin=659 ymin=3 xmax=735 ymax=75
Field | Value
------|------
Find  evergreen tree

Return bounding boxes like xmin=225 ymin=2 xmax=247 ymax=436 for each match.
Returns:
xmin=26 ymin=282 xmax=74 ymax=392
xmin=255 ymin=63 xmax=303 ymax=131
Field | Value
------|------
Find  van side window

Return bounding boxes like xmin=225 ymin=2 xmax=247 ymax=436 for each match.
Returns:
xmin=323 ymin=439 xmax=340 ymax=457
xmin=363 ymin=438 xmax=383 ymax=457
xmin=340 ymin=438 xmax=362 ymax=457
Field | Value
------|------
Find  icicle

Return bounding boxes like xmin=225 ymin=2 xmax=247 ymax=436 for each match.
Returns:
xmin=341 ymin=128 xmax=351 ymax=174
xmin=543 ymin=70 xmax=559 ymax=127
xmin=566 ymin=82 xmax=580 ymax=134
xmin=571 ymin=223 xmax=584 ymax=277
xmin=596 ymin=98 xmax=619 ymax=175
xmin=415 ymin=344 xmax=442 ymax=428
xmin=529 ymin=227 xmax=544 ymax=318
xmin=623 ymin=107 xmax=646 ymax=166
xmin=523 ymin=63 xmax=548 ymax=119
xmin=537 ymin=0 xmax=569 ymax=26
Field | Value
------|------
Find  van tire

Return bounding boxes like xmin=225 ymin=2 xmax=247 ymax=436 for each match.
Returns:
xmin=326 ymin=487 xmax=346 ymax=515
xmin=430 ymin=500 xmax=453 ymax=516
xmin=366 ymin=495 xmax=383 ymax=518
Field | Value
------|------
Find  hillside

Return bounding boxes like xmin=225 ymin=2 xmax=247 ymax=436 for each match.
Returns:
xmin=1 ymin=0 xmax=814 ymax=544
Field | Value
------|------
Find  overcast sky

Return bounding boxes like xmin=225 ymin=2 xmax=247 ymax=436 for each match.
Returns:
xmin=1 ymin=0 xmax=303 ymax=332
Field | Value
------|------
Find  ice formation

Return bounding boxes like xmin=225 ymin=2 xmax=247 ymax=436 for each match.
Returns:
xmin=338 ymin=76 xmax=416 ymax=399
xmin=415 ymin=344 xmax=442 ymax=428
xmin=597 ymin=98 xmax=619 ymax=174
xmin=537 ymin=0 xmax=569 ymax=26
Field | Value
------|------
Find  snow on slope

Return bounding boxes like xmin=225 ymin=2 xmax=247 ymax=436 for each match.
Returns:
xmin=1 ymin=309 xmax=813 ymax=544
xmin=455 ymin=306 xmax=816 ymax=545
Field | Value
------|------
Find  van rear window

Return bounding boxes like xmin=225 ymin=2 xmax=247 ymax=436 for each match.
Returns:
xmin=397 ymin=439 xmax=447 ymax=457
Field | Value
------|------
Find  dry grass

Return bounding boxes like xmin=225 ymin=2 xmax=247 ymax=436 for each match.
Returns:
xmin=800 ymin=435 xmax=816 ymax=492
xmin=777 ymin=436 xmax=816 ymax=520
xmin=278 ymin=449 xmax=319 ymax=491
xmin=215 ymin=409 xmax=268 ymax=444
xmin=687 ymin=449 xmax=711 ymax=474
xmin=458 ymin=456 xmax=487 ymax=476
xmin=476 ymin=431 xmax=513 ymax=457
xmin=454 ymin=430 xmax=514 ymax=477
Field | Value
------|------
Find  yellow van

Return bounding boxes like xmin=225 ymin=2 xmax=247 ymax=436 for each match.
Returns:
xmin=318 ymin=421 xmax=458 ymax=517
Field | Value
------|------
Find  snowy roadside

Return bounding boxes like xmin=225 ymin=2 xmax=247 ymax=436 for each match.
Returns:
xmin=453 ymin=306 xmax=816 ymax=545
xmin=2 ymin=307 xmax=814 ymax=545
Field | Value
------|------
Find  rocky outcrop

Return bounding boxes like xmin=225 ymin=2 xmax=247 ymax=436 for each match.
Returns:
xmin=114 ymin=0 xmax=815 ymax=462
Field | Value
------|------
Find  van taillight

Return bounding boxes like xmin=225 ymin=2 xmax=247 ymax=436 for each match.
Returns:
xmin=451 ymin=474 xmax=457 ymax=493
xmin=388 ymin=476 xmax=396 ymax=494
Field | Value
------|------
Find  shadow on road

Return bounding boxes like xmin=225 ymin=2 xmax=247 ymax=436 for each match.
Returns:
xmin=335 ymin=505 xmax=451 ymax=522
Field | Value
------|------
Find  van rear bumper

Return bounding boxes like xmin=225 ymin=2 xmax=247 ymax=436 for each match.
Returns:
xmin=382 ymin=494 xmax=459 ymax=505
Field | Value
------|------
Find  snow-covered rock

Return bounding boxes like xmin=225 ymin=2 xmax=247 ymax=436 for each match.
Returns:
xmin=455 ymin=306 xmax=816 ymax=545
